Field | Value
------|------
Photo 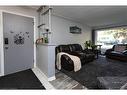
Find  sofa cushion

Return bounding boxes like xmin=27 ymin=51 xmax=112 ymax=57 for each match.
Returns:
xmin=111 ymin=51 xmax=123 ymax=55
xmin=69 ymin=44 xmax=83 ymax=52
xmin=57 ymin=45 xmax=71 ymax=53
xmin=111 ymin=51 xmax=126 ymax=57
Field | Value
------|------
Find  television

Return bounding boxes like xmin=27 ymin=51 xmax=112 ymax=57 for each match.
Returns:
xmin=70 ymin=26 xmax=82 ymax=34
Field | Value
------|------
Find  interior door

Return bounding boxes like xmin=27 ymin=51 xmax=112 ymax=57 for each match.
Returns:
xmin=3 ymin=12 xmax=34 ymax=75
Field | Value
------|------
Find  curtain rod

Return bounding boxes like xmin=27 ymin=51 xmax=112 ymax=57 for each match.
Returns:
xmin=93 ymin=24 xmax=127 ymax=31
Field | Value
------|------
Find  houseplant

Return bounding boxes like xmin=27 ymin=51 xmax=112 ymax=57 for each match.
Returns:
xmin=84 ymin=40 xmax=97 ymax=50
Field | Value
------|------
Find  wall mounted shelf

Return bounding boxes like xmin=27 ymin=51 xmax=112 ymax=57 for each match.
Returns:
xmin=42 ymin=32 xmax=51 ymax=35
xmin=38 ymin=23 xmax=45 ymax=28
xmin=37 ymin=6 xmax=52 ymax=43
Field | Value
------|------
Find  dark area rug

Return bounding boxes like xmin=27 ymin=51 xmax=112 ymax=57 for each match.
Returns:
xmin=61 ymin=56 xmax=127 ymax=89
xmin=0 ymin=69 xmax=45 ymax=89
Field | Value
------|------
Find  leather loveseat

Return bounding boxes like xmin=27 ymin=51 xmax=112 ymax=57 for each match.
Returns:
xmin=105 ymin=44 xmax=127 ymax=61
xmin=55 ymin=44 xmax=95 ymax=71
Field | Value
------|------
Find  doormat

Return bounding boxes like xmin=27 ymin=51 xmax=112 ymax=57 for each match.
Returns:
xmin=0 ymin=69 xmax=45 ymax=89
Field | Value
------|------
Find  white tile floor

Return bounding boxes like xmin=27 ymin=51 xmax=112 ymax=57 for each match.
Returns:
xmin=32 ymin=67 xmax=55 ymax=90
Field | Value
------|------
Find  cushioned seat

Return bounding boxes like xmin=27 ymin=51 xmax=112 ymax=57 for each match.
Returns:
xmin=105 ymin=44 xmax=127 ymax=61
xmin=56 ymin=44 xmax=95 ymax=71
xmin=110 ymin=51 xmax=127 ymax=57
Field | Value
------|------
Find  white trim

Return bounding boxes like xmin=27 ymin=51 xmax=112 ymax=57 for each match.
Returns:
xmin=48 ymin=6 xmax=52 ymax=44
xmin=52 ymin=13 xmax=82 ymax=24
xmin=32 ymin=67 xmax=55 ymax=90
xmin=48 ymin=76 xmax=56 ymax=81
xmin=0 ymin=10 xmax=35 ymax=19
xmin=1 ymin=11 xmax=4 ymax=76
xmin=33 ymin=16 xmax=37 ymax=68
xmin=0 ymin=11 xmax=4 ymax=76
xmin=0 ymin=11 xmax=37 ymax=76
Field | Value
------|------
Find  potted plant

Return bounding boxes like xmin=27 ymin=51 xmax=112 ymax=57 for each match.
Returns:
xmin=84 ymin=40 xmax=92 ymax=49
xmin=84 ymin=40 xmax=97 ymax=50
xmin=91 ymin=44 xmax=97 ymax=50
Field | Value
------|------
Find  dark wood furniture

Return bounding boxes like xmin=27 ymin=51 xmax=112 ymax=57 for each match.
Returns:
xmin=95 ymin=45 xmax=102 ymax=55
xmin=93 ymin=49 xmax=99 ymax=59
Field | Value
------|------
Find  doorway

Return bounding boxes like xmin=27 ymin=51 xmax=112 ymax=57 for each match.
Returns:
xmin=3 ymin=12 xmax=34 ymax=75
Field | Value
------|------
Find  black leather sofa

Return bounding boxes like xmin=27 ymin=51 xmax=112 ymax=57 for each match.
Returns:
xmin=105 ymin=44 xmax=127 ymax=61
xmin=55 ymin=44 xmax=95 ymax=71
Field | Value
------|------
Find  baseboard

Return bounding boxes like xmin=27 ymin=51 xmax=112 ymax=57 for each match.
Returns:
xmin=48 ymin=76 xmax=56 ymax=81
xmin=0 ymin=73 xmax=4 ymax=77
xmin=33 ymin=67 xmax=56 ymax=81
xmin=32 ymin=67 xmax=55 ymax=89
xmin=34 ymin=67 xmax=48 ymax=80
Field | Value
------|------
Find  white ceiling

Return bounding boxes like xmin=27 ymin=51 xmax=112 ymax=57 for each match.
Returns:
xmin=52 ymin=6 xmax=127 ymax=28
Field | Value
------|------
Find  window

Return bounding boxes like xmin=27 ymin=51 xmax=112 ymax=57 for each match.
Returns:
xmin=95 ymin=27 xmax=127 ymax=54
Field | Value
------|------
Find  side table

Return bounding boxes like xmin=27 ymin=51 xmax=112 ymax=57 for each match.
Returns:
xmin=93 ymin=49 xmax=99 ymax=59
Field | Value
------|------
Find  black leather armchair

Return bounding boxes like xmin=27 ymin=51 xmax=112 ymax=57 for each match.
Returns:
xmin=105 ymin=44 xmax=127 ymax=61
xmin=55 ymin=44 xmax=95 ymax=71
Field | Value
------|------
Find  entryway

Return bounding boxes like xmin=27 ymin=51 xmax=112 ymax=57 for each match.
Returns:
xmin=2 ymin=12 xmax=34 ymax=75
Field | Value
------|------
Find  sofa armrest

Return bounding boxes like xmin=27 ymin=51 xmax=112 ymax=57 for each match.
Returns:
xmin=123 ymin=50 xmax=127 ymax=55
xmin=68 ymin=51 xmax=83 ymax=57
xmin=61 ymin=54 xmax=73 ymax=64
xmin=105 ymin=49 xmax=113 ymax=55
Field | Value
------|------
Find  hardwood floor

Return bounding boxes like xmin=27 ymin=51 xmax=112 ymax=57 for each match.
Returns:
xmin=50 ymin=70 xmax=87 ymax=89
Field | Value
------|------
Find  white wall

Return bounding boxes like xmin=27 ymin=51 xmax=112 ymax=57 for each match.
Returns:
xmin=51 ymin=15 xmax=92 ymax=48
xmin=37 ymin=44 xmax=55 ymax=80
xmin=0 ymin=12 xmax=3 ymax=76
xmin=0 ymin=6 xmax=38 ymax=76
xmin=37 ymin=45 xmax=48 ymax=77
xmin=36 ymin=14 xmax=92 ymax=80
xmin=0 ymin=6 xmax=92 ymax=80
